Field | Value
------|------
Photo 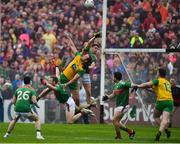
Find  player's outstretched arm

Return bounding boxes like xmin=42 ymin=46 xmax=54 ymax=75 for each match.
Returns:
xmin=38 ymin=87 xmax=51 ymax=101
xmin=40 ymin=79 xmax=57 ymax=91
xmin=65 ymin=33 xmax=78 ymax=54
xmin=32 ymin=96 xmax=40 ymax=108
xmin=138 ymin=81 xmax=153 ymax=89
xmin=56 ymin=66 xmax=60 ymax=80
xmin=11 ymin=96 xmax=16 ymax=104
xmin=82 ymin=32 xmax=101 ymax=52
xmin=62 ymin=73 xmax=80 ymax=88
xmin=130 ymin=84 xmax=138 ymax=93
xmin=103 ymin=91 xmax=115 ymax=101
xmin=83 ymin=37 xmax=96 ymax=52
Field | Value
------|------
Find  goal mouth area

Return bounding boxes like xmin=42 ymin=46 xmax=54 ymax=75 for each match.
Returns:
xmin=104 ymin=48 xmax=180 ymax=54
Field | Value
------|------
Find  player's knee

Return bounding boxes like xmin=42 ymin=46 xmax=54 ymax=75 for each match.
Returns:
xmin=153 ymin=113 xmax=159 ymax=119
xmin=161 ymin=119 xmax=168 ymax=126
xmin=85 ymin=89 xmax=91 ymax=97
xmin=112 ymin=118 xmax=118 ymax=125
xmin=34 ymin=116 xmax=39 ymax=122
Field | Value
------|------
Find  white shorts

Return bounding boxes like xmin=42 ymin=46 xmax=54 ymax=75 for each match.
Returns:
xmin=66 ymin=97 xmax=76 ymax=114
xmin=114 ymin=105 xmax=129 ymax=114
xmin=82 ymin=73 xmax=91 ymax=84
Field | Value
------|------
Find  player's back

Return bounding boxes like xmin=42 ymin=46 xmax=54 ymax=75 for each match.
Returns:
xmin=14 ymin=86 xmax=36 ymax=112
xmin=63 ymin=52 xmax=84 ymax=80
xmin=152 ymin=78 xmax=173 ymax=101
xmin=114 ymin=81 xmax=131 ymax=106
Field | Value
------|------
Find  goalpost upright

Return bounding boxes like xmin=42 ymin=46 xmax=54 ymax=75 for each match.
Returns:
xmin=100 ymin=0 xmax=107 ymax=123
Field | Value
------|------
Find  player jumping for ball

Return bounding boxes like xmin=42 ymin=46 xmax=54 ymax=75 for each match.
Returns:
xmin=56 ymin=32 xmax=101 ymax=107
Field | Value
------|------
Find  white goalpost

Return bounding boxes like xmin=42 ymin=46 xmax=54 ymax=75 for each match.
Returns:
xmin=100 ymin=0 xmax=107 ymax=123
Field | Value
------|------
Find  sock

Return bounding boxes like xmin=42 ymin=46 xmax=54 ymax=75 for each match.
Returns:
xmin=165 ymin=129 xmax=169 ymax=133
xmin=36 ymin=130 xmax=41 ymax=135
xmin=157 ymin=131 xmax=161 ymax=136
xmin=116 ymin=131 xmax=121 ymax=137
xmin=120 ymin=127 xmax=131 ymax=133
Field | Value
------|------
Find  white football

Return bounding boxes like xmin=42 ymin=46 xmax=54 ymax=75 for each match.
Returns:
xmin=84 ymin=0 xmax=94 ymax=8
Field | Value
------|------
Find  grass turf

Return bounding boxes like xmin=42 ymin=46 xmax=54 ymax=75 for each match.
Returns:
xmin=0 ymin=123 xmax=180 ymax=143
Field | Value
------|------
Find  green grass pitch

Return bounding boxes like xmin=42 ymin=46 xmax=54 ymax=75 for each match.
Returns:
xmin=0 ymin=123 xmax=180 ymax=143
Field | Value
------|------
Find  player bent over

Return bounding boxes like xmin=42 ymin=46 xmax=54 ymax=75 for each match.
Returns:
xmin=137 ymin=68 xmax=173 ymax=141
xmin=3 ymin=76 xmax=44 ymax=140
xmin=38 ymin=76 xmax=94 ymax=124
xmin=103 ymin=72 xmax=136 ymax=140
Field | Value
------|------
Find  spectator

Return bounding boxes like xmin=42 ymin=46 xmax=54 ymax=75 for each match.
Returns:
xmin=12 ymin=74 xmax=23 ymax=92
xmin=0 ymin=75 xmax=5 ymax=122
xmin=130 ymin=32 xmax=144 ymax=48
xmin=42 ymin=27 xmax=57 ymax=51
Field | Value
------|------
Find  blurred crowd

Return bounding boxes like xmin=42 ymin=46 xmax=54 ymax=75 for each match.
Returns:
xmin=0 ymin=0 xmax=179 ymax=104
xmin=107 ymin=0 xmax=180 ymax=48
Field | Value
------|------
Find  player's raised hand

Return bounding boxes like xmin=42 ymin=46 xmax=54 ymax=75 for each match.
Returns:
xmin=40 ymin=78 xmax=47 ymax=85
xmin=60 ymin=83 xmax=67 ymax=89
xmin=94 ymin=31 xmax=101 ymax=38
xmin=102 ymin=95 xmax=109 ymax=101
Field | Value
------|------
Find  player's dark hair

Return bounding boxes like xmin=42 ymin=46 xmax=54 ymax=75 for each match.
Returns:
xmin=92 ymin=43 xmax=100 ymax=48
xmin=114 ymin=72 xmax=122 ymax=81
xmin=51 ymin=76 xmax=58 ymax=84
xmin=159 ymin=68 xmax=166 ymax=77
xmin=24 ymin=75 xmax=31 ymax=84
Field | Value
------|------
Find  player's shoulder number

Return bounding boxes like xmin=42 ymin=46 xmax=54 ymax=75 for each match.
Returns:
xmin=164 ymin=83 xmax=171 ymax=92
xmin=17 ymin=90 xmax=31 ymax=100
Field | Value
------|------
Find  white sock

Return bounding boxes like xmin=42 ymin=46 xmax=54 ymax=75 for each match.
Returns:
xmin=36 ymin=131 xmax=41 ymax=136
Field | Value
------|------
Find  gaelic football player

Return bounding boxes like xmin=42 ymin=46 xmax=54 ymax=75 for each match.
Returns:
xmin=38 ymin=76 xmax=94 ymax=124
xmin=3 ymin=76 xmax=44 ymax=140
xmin=137 ymin=68 xmax=173 ymax=141
xmin=103 ymin=72 xmax=136 ymax=140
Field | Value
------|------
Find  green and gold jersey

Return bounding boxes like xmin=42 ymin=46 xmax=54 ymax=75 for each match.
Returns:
xmin=113 ymin=81 xmax=131 ymax=107
xmin=55 ymin=85 xmax=70 ymax=103
xmin=63 ymin=52 xmax=85 ymax=80
xmin=14 ymin=86 xmax=37 ymax=112
xmin=152 ymin=77 xmax=173 ymax=101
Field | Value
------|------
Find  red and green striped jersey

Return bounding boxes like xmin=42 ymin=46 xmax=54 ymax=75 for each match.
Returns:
xmin=113 ymin=81 xmax=131 ymax=107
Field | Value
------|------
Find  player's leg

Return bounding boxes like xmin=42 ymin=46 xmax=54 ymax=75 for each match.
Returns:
xmin=118 ymin=106 xmax=135 ymax=139
xmin=70 ymin=89 xmax=80 ymax=106
xmin=112 ymin=110 xmax=123 ymax=139
xmin=3 ymin=113 xmax=20 ymax=138
xmin=65 ymin=97 xmax=94 ymax=123
xmin=113 ymin=106 xmax=135 ymax=139
xmin=28 ymin=112 xmax=44 ymax=140
xmin=169 ymin=102 xmax=179 ymax=127
xmin=82 ymin=73 xmax=92 ymax=104
xmin=161 ymin=101 xmax=173 ymax=139
xmin=153 ymin=108 xmax=162 ymax=126
xmin=65 ymin=97 xmax=79 ymax=123
xmin=154 ymin=100 xmax=173 ymax=141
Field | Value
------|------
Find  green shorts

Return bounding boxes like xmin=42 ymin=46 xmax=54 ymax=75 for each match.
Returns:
xmin=60 ymin=73 xmax=78 ymax=90
xmin=155 ymin=100 xmax=173 ymax=113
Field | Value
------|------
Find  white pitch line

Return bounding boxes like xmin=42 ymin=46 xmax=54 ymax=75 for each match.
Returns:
xmin=14 ymin=134 xmax=114 ymax=141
